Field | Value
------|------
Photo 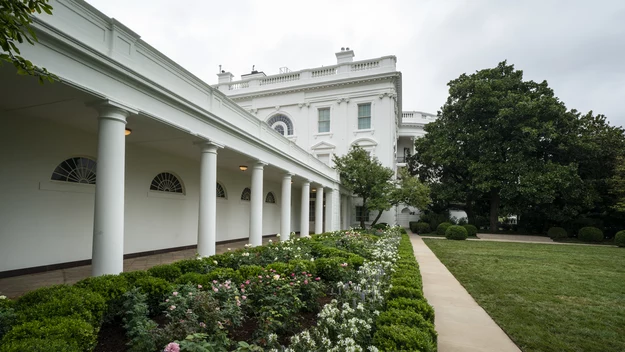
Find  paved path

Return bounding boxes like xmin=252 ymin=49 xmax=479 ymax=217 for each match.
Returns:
xmin=411 ymin=232 xmax=521 ymax=352
xmin=0 ymin=236 xmax=276 ymax=299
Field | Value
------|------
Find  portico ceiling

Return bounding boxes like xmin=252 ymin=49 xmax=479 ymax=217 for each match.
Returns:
xmin=0 ymin=65 xmax=308 ymax=186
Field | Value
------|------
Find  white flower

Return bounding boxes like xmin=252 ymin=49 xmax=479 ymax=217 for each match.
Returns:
xmin=276 ymin=233 xmax=281 ymax=237
xmin=269 ymin=239 xmax=273 ymax=243
xmin=213 ymin=260 xmax=218 ymax=265
xmin=0 ymin=295 xmax=6 ymax=300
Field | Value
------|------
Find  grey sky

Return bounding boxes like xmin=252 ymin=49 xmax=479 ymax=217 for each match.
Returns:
xmin=85 ymin=0 xmax=625 ymax=127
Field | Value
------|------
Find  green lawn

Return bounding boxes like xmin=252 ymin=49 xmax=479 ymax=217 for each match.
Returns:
xmin=423 ymin=239 xmax=625 ymax=352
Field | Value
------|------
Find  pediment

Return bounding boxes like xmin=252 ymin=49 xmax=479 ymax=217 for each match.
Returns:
xmin=310 ymin=141 xmax=336 ymax=150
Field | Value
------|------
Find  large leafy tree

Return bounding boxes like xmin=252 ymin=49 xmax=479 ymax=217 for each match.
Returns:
xmin=1 ymin=0 xmax=56 ymax=83
xmin=410 ymin=61 xmax=585 ymax=232
xmin=333 ymin=146 xmax=430 ymax=228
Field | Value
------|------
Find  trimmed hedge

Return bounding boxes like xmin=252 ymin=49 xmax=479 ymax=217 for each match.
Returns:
xmin=0 ymin=337 xmax=81 ymax=352
xmin=0 ymin=316 xmax=97 ymax=352
xmin=414 ymin=222 xmax=431 ymax=234
xmin=147 ymin=264 xmax=182 ymax=282
xmin=616 ymin=230 xmax=625 ymax=247
xmin=547 ymin=227 xmax=568 ymax=240
xmin=578 ymin=226 xmax=604 ymax=243
xmin=374 ymin=233 xmax=437 ymax=351
xmin=74 ymin=274 xmax=131 ymax=321
xmin=445 ymin=225 xmax=468 ymax=240
xmin=463 ymin=224 xmax=478 ymax=237
xmin=436 ymin=222 xmax=453 ymax=236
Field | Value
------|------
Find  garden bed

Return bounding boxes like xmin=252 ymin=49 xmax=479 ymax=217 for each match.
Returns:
xmin=0 ymin=227 xmax=436 ymax=352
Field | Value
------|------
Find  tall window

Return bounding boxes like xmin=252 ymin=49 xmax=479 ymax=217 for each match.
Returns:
xmin=355 ymin=206 xmax=369 ymax=222
xmin=357 ymin=103 xmax=371 ymax=130
xmin=309 ymin=200 xmax=315 ymax=221
xmin=318 ymin=108 xmax=330 ymax=133
xmin=51 ymin=157 xmax=97 ymax=184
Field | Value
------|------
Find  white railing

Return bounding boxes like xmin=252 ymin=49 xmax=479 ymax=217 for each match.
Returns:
xmin=229 ymin=81 xmax=249 ymax=90
xmin=260 ymin=73 xmax=301 ymax=86
xmin=402 ymin=112 xmax=415 ymax=119
xmin=311 ymin=67 xmax=337 ymax=77
xmin=351 ymin=60 xmax=380 ymax=71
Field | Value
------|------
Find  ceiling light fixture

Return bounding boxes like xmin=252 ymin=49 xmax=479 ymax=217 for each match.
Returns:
xmin=239 ymin=165 xmax=248 ymax=171
xmin=125 ymin=128 xmax=132 ymax=136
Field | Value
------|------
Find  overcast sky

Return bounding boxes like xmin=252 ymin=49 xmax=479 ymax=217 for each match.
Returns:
xmin=86 ymin=0 xmax=625 ymax=127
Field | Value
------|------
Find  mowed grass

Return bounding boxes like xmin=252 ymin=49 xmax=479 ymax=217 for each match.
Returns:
xmin=423 ymin=239 xmax=625 ymax=352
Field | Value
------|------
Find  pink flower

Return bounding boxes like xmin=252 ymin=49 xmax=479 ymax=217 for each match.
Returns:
xmin=199 ymin=322 xmax=206 ymax=328
xmin=197 ymin=285 xmax=203 ymax=289
xmin=165 ymin=299 xmax=169 ymax=302
xmin=169 ymin=305 xmax=176 ymax=310
xmin=236 ymin=300 xmax=241 ymax=307
xmin=315 ymin=277 xmax=320 ymax=281
xmin=213 ymin=280 xmax=218 ymax=284
xmin=242 ymin=295 xmax=247 ymax=300
xmin=164 ymin=342 xmax=180 ymax=352
xmin=213 ymin=288 xmax=218 ymax=292
xmin=291 ymin=273 xmax=295 ymax=277
xmin=258 ymin=275 xmax=263 ymax=279
xmin=289 ymin=282 xmax=294 ymax=286
xmin=245 ymin=280 xmax=250 ymax=285
xmin=304 ymin=280 xmax=308 ymax=284
xmin=172 ymin=291 xmax=179 ymax=296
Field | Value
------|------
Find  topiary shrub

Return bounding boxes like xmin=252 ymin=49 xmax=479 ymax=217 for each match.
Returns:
xmin=74 ymin=274 xmax=131 ymax=321
xmin=147 ymin=264 xmax=183 ymax=282
xmin=315 ymin=257 xmax=350 ymax=283
xmin=133 ymin=276 xmax=173 ymax=314
xmin=175 ymin=272 xmax=211 ymax=287
xmin=387 ymin=285 xmax=424 ymax=300
xmin=615 ymin=230 xmax=625 ymax=247
xmin=15 ymin=285 xmax=106 ymax=327
xmin=205 ymin=268 xmax=242 ymax=283
xmin=445 ymin=225 xmax=468 ymax=240
xmin=172 ymin=258 xmax=209 ymax=274
xmin=288 ymin=260 xmax=317 ymax=276
xmin=409 ymin=221 xmax=419 ymax=233
xmin=236 ymin=265 xmax=265 ymax=280
xmin=387 ymin=297 xmax=435 ymax=323
xmin=578 ymin=226 xmax=604 ymax=243
xmin=119 ymin=270 xmax=149 ymax=284
xmin=0 ymin=298 xmax=16 ymax=341
xmin=414 ymin=222 xmax=431 ymax=235
xmin=376 ymin=308 xmax=436 ymax=341
xmin=0 ymin=338 xmax=81 ymax=352
xmin=373 ymin=324 xmax=436 ymax=352
xmin=372 ymin=222 xmax=388 ymax=230
xmin=1 ymin=316 xmax=97 ymax=352
xmin=547 ymin=227 xmax=568 ymax=240
xmin=436 ymin=222 xmax=453 ymax=236
xmin=463 ymin=224 xmax=478 ymax=237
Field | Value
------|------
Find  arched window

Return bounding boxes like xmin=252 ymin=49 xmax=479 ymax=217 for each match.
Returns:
xmin=265 ymin=192 xmax=276 ymax=204
xmin=241 ymin=187 xmax=251 ymax=201
xmin=266 ymin=114 xmax=294 ymax=136
xmin=150 ymin=172 xmax=184 ymax=194
xmin=51 ymin=157 xmax=97 ymax=184
xmin=216 ymin=182 xmax=227 ymax=199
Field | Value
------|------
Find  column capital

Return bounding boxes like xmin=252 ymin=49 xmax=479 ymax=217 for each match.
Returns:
xmin=88 ymin=99 xmax=137 ymax=122
xmin=283 ymin=172 xmax=293 ymax=179
xmin=251 ymin=160 xmax=268 ymax=169
xmin=194 ymin=140 xmax=224 ymax=153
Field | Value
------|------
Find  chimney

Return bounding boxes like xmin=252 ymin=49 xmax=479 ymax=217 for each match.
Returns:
xmin=217 ymin=71 xmax=234 ymax=84
xmin=336 ymin=47 xmax=355 ymax=64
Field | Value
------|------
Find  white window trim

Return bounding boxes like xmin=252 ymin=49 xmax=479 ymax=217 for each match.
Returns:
xmin=147 ymin=190 xmax=186 ymax=200
xmin=317 ymin=107 xmax=332 ymax=134
xmin=356 ymin=102 xmax=373 ymax=131
xmin=39 ymin=180 xmax=95 ymax=194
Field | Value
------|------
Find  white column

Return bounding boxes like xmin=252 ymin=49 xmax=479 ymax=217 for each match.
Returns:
xmin=300 ymin=181 xmax=310 ymax=237
xmin=315 ymin=186 xmax=324 ymax=234
xmin=91 ymin=102 xmax=132 ymax=277
xmin=197 ymin=142 xmax=221 ymax=257
xmin=325 ymin=188 xmax=334 ymax=232
xmin=280 ymin=173 xmax=292 ymax=241
xmin=250 ymin=161 xmax=265 ymax=246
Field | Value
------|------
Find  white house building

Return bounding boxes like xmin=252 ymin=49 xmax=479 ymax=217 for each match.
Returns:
xmin=0 ymin=0 xmax=435 ymax=278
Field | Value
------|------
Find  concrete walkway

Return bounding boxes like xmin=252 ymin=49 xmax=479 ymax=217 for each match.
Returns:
xmin=411 ymin=233 xmax=521 ymax=352
xmin=0 ymin=236 xmax=276 ymax=299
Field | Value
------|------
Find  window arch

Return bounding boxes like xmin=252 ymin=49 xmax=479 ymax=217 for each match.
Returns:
xmin=150 ymin=172 xmax=184 ymax=194
xmin=265 ymin=192 xmax=276 ymax=204
xmin=241 ymin=187 xmax=251 ymax=201
xmin=216 ymin=182 xmax=227 ymax=199
xmin=51 ymin=157 xmax=97 ymax=184
xmin=266 ymin=114 xmax=294 ymax=136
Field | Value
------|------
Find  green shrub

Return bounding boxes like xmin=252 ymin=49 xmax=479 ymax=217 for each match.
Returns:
xmin=372 ymin=223 xmax=388 ymax=230
xmin=0 ymin=298 xmax=16 ymax=341
xmin=463 ymin=224 xmax=478 ymax=237
xmin=373 ymin=324 xmax=436 ymax=352
xmin=376 ymin=308 xmax=436 ymax=340
xmin=175 ymin=272 xmax=211 ymax=286
xmin=205 ymin=268 xmax=242 ymax=283
xmin=205 ymin=253 xmax=238 ymax=269
xmin=547 ymin=227 xmax=568 ymax=240
xmin=237 ymin=265 xmax=265 ymax=280
xmin=173 ymin=258 xmax=209 ymax=274
xmin=399 ymin=227 xmax=408 ymax=234
xmin=387 ymin=298 xmax=435 ymax=323
xmin=119 ymin=270 xmax=150 ymax=284
xmin=0 ymin=338 xmax=81 ymax=352
xmin=445 ymin=225 xmax=468 ymax=240
xmin=133 ymin=276 xmax=173 ymax=315
xmin=1 ymin=316 xmax=97 ymax=352
xmin=391 ymin=276 xmax=421 ymax=289
xmin=414 ymin=222 xmax=431 ymax=234
xmin=387 ymin=285 xmax=424 ymax=300
xmin=288 ymin=260 xmax=317 ymax=276
xmin=436 ymin=222 xmax=453 ymax=236
xmin=74 ymin=274 xmax=131 ymax=321
xmin=265 ymin=262 xmax=292 ymax=275
xmin=409 ymin=221 xmax=419 ymax=233
xmin=147 ymin=264 xmax=183 ymax=282
xmin=15 ymin=285 xmax=106 ymax=327
xmin=315 ymin=257 xmax=350 ymax=282
xmin=578 ymin=226 xmax=604 ymax=242
xmin=615 ymin=230 xmax=625 ymax=247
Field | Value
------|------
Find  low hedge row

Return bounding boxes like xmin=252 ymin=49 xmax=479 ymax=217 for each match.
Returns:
xmin=373 ymin=233 xmax=436 ymax=351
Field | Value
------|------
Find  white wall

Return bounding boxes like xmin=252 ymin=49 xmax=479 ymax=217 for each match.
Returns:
xmin=0 ymin=116 xmax=295 ymax=272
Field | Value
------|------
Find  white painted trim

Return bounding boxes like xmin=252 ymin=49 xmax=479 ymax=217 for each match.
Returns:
xmin=147 ymin=190 xmax=186 ymax=200
xmin=39 ymin=180 xmax=95 ymax=194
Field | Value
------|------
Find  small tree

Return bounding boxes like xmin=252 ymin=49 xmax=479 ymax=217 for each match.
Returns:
xmin=1 ymin=0 xmax=56 ymax=83
xmin=333 ymin=146 xmax=430 ymax=228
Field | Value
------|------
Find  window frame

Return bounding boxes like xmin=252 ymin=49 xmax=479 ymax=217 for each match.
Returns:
xmin=317 ymin=107 xmax=331 ymax=133
xmin=357 ymin=103 xmax=372 ymax=130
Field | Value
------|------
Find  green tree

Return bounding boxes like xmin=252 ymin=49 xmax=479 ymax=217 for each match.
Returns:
xmin=611 ymin=156 xmax=625 ymax=213
xmin=411 ymin=61 xmax=584 ymax=232
xmin=394 ymin=168 xmax=431 ymax=211
xmin=1 ymin=0 xmax=56 ymax=83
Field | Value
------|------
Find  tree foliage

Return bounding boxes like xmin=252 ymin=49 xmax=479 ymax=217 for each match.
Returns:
xmin=333 ymin=146 xmax=430 ymax=228
xmin=1 ymin=0 xmax=56 ymax=83
xmin=409 ymin=61 xmax=625 ymax=234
